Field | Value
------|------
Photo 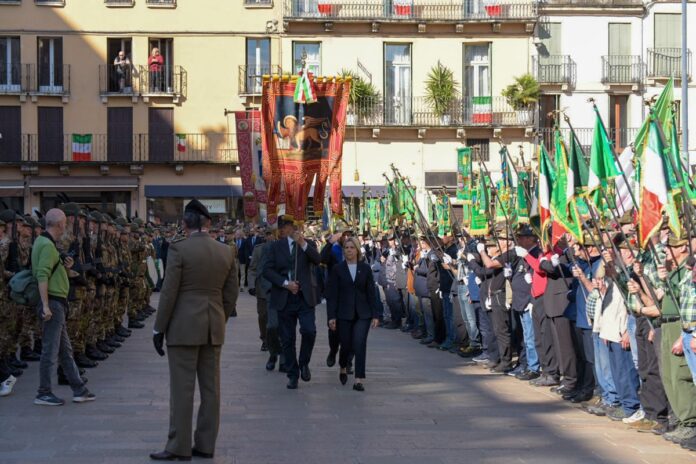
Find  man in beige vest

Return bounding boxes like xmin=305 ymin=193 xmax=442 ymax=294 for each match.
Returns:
xmin=150 ymin=199 xmax=238 ymax=462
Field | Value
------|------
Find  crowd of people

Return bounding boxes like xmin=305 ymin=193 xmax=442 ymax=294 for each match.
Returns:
xmin=239 ymin=212 xmax=696 ymax=451
xmin=0 ymin=205 xmax=163 ymax=405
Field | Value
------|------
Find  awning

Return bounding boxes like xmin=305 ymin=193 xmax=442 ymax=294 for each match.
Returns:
xmin=28 ymin=176 xmax=139 ymax=191
xmin=145 ymin=185 xmax=243 ymax=198
xmin=0 ymin=180 xmax=24 ymax=196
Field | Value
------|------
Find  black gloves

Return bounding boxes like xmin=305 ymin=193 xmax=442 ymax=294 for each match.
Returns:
xmin=153 ymin=332 xmax=165 ymax=356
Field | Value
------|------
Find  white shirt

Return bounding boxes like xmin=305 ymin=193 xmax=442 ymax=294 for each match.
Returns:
xmin=347 ymin=263 xmax=358 ymax=281
xmin=284 ymin=236 xmax=308 ymax=286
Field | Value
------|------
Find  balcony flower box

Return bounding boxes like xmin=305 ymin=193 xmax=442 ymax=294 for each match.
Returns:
xmin=317 ymin=2 xmax=332 ymax=14
xmin=484 ymin=1 xmax=502 ymax=16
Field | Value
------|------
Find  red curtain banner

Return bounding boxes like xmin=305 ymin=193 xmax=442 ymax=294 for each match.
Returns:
xmin=235 ymin=111 xmax=267 ymax=220
xmin=261 ymin=77 xmax=350 ymax=222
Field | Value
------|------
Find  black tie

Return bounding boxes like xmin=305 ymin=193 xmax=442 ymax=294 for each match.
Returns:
xmin=289 ymin=241 xmax=297 ymax=281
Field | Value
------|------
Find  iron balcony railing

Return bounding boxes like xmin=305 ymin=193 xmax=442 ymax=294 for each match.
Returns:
xmin=29 ymin=63 xmax=71 ymax=95
xmin=5 ymin=134 xmax=239 ymax=164
xmin=538 ymin=127 xmax=639 ymax=156
xmin=245 ymin=0 xmax=273 ymax=4
xmin=346 ymin=96 xmax=536 ymax=127
xmin=533 ymin=55 xmax=576 ymax=86
xmin=539 ymin=0 xmax=643 ymax=6
xmin=238 ymin=64 xmax=282 ymax=95
xmin=601 ymin=55 xmax=644 ymax=84
xmin=99 ymin=64 xmax=138 ymax=95
xmin=138 ymin=65 xmax=186 ymax=96
xmin=146 ymin=0 xmax=176 ymax=5
xmin=104 ymin=0 xmax=135 ymax=5
xmin=647 ymin=48 xmax=692 ymax=79
xmin=0 ymin=63 xmax=31 ymax=94
xmin=284 ymin=0 xmax=537 ymax=21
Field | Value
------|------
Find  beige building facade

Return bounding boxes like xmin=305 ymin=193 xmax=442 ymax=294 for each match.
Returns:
xmin=0 ymin=0 xmax=537 ymax=223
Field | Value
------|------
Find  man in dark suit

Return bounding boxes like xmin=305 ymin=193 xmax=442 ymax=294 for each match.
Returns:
xmin=263 ymin=215 xmax=321 ymax=389
xmin=150 ymin=199 xmax=238 ymax=461
xmin=235 ymin=230 xmax=249 ymax=288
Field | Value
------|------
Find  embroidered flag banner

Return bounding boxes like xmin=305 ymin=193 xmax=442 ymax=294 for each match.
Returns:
xmin=456 ymin=147 xmax=472 ymax=201
xmin=72 ymin=134 xmax=92 ymax=161
xmin=235 ymin=111 xmax=267 ymax=220
xmin=261 ymin=75 xmax=351 ymax=222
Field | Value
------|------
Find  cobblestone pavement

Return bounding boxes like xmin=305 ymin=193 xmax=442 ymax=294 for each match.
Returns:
xmin=1 ymin=292 xmax=695 ymax=464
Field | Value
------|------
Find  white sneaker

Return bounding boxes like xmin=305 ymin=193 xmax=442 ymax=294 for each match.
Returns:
xmin=0 ymin=375 xmax=17 ymax=397
xmin=622 ymin=408 xmax=645 ymax=424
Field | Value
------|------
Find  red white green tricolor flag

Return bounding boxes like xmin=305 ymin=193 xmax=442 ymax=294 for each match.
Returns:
xmin=537 ymin=142 xmax=554 ymax=247
xmin=471 ymin=96 xmax=492 ymax=124
xmin=72 ymin=134 xmax=92 ymax=161
xmin=638 ymin=118 xmax=669 ymax=249
xmin=176 ymin=134 xmax=186 ymax=153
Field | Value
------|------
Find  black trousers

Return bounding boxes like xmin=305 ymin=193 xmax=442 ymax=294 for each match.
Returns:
xmin=511 ymin=309 xmax=526 ymax=368
xmin=477 ymin=302 xmax=499 ymax=362
xmin=532 ymin=296 xmax=558 ymax=378
xmin=385 ymin=285 xmax=403 ymax=323
xmin=490 ymin=293 xmax=513 ymax=368
xmin=549 ymin=314 xmax=577 ymax=388
xmin=278 ymin=293 xmax=316 ymax=380
xmin=257 ymin=298 xmax=267 ymax=342
xmin=338 ymin=317 xmax=371 ymax=379
xmin=429 ymin=291 xmax=445 ymax=344
xmin=572 ymin=323 xmax=595 ymax=395
xmin=635 ymin=316 xmax=669 ymax=423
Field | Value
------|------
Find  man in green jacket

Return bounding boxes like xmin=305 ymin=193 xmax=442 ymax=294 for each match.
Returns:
xmin=32 ymin=208 xmax=95 ymax=407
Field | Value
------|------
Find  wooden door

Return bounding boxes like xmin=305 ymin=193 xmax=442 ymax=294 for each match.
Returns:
xmin=148 ymin=107 xmax=173 ymax=162
xmin=108 ymin=107 xmax=133 ymax=162
xmin=38 ymin=106 xmax=63 ymax=162
xmin=0 ymin=106 xmax=21 ymax=162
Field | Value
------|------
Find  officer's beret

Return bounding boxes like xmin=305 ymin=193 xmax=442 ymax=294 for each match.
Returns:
xmin=184 ymin=198 xmax=211 ymax=220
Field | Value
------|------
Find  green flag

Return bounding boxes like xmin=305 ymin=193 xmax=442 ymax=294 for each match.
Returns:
xmin=470 ymin=173 xmax=490 ymax=235
xmin=550 ymin=129 xmax=583 ymax=244
xmin=634 ymin=78 xmax=673 ymax=154
xmin=516 ymin=170 xmax=531 ymax=224
xmin=587 ymin=108 xmax=621 ymax=211
xmin=456 ymin=147 xmax=473 ymax=201
xmin=436 ymin=195 xmax=451 ymax=236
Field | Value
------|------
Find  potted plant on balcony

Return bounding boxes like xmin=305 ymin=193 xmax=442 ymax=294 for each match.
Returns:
xmin=317 ymin=0 xmax=333 ymax=15
xmin=424 ymin=61 xmax=460 ymax=126
xmin=340 ymin=69 xmax=381 ymax=126
xmin=484 ymin=0 xmax=502 ymax=17
xmin=501 ymin=73 xmax=539 ymax=125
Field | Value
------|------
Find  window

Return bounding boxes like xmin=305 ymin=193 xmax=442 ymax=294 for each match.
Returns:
xmin=655 ymin=13 xmax=681 ymax=49
xmin=384 ymin=43 xmax=411 ymax=125
xmin=464 ymin=44 xmax=490 ymax=98
xmin=246 ymin=38 xmax=270 ymax=94
xmin=37 ymin=37 xmax=63 ymax=92
xmin=0 ymin=37 xmax=20 ymax=92
xmin=147 ymin=38 xmax=173 ymax=93
xmin=610 ymin=95 xmax=628 ymax=151
xmin=467 ymin=138 xmax=489 ymax=162
xmin=107 ymin=38 xmax=133 ymax=93
xmin=293 ymin=42 xmax=321 ymax=75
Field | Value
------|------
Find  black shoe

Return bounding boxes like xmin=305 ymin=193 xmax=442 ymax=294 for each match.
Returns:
xmin=516 ymin=370 xmax=540 ymax=381
xmin=9 ymin=354 xmax=28 ymax=369
xmin=300 ymin=365 xmax=311 ymax=382
xmin=96 ymin=341 xmax=115 ymax=354
xmin=191 ymin=448 xmax=214 ymax=459
xmin=116 ymin=326 xmax=132 ymax=337
xmin=265 ymin=355 xmax=277 ymax=371
xmin=340 ymin=372 xmax=348 ymax=385
xmin=260 ymin=342 xmax=268 ymax=352
xmin=490 ymin=364 xmax=513 ymax=375
xmin=128 ymin=320 xmax=145 ymax=329
xmin=86 ymin=345 xmax=108 ymax=361
xmin=20 ymin=346 xmax=41 ymax=362
xmin=105 ymin=338 xmax=122 ymax=349
xmin=112 ymin=334 xmax=126 ymax=343
xmin=552 ymin=385 xmax=575 ymax=396
xmin=73 ymin=353 xmax=99 ymax=369
xmin=149 ymin=450 xmax=191 ymax=461
xmin=353 ymin=383 xmax=365 ymax=392
xmin=384 ymin=321 xmax=402 ymax=330
xmin=562 ymin=389 xmax=580 ymax=401
xmin=570 ymin=391 xmax=594 ymax=404
xmin=287 ymin=378 xmax=299 ymax=389
xmin=326 ymin=351 xmax=337 ymax=368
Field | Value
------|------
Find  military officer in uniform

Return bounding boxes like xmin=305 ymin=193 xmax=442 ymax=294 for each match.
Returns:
xmin=150 ymin=199 xmax=238 ymax=462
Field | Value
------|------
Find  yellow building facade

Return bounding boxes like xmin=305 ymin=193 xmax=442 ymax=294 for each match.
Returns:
xmin=0 ymin=0 xmax=537 ymax=223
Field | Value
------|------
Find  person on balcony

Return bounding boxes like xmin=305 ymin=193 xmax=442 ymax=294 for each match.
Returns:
xmin=148 ymin=48 xmax=165 ymax=93
xmin=113 ymin=51 xmax=131 ymax=93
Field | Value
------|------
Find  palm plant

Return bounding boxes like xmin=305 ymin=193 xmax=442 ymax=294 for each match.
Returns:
xmin=424 ymin=61 xmax=460 ymax=122
xmin=340 ymin=69 xmax=381 ymax=122
xmin=501 ymin=73 xmax=540 ymax=110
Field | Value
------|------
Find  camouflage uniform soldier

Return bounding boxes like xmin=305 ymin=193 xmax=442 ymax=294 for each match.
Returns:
xmin=128 ymin=225 xmax=146 ymax=329
xmin=6 ymin=213 xmax=32 ymax=372
xmin=83 ymin=212 xmax=108 ymax=361
xmin=0 ymin=218 xmax=14 ymax=380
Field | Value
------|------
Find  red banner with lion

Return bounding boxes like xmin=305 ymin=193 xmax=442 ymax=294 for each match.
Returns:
xmin=261 ymin=76 xmax=351 ymax=222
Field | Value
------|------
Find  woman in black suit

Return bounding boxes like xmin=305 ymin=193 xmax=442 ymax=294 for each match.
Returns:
xmin=327 ymin=237 xmax=380 ymax=391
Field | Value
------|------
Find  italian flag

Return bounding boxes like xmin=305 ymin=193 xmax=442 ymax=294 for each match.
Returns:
xmin=471 ymin=96 xmax=492 ymax=124
xmin=638 ymin=119 xmax=669 ymax=249
xmin=72 ymin=134 xmax=92 ymax=161
xmin=176 ymin=134 xmax=186 ymax=153
xmin=537 ymin=142 xmax=554 ymax=247
xmin=394 ymin=0 xmax=412 ymax=16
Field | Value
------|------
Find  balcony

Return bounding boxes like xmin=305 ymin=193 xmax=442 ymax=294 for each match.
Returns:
xmin=245 ymin=0 xmax=273 ymax=5
xmin=284 ymin=0 xmax=537 ymax=22
xmin=0 ymin=63 xmax=31 ymax=94
xmin=99 ymin=64 xmax=138 ymax=97
xmin=138 ymin=65 xmax=186 ymax=98
xmin=1 ymin=134 xmax=239 ymax=165
xmin=601 ymin=55 xmax=644 ymax=85
xmin=647 ymin=48 xmax=692 ymax=80
xmin=540 ymin=0 xmax=643 ymax=6
xmin=146 ymin=0 xmax=176 ymax=6
xmin=104 ymin=0 xmax=135 ymax=6
xmin=538 ymin=127 xmax=639 ymax=154
xmin=239 ymin=65 xmax=282 ymax=96
xmin=21 ymin=63 xmax=71 ymax=98
xmin=346 ymin=96 xmax=536 ymax=127
xmin=533 ymin=55 xmax=576 ymax=88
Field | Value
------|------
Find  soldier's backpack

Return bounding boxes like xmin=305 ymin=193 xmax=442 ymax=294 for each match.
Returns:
xmin=8 ymin=261 xmax=61 ymax=308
